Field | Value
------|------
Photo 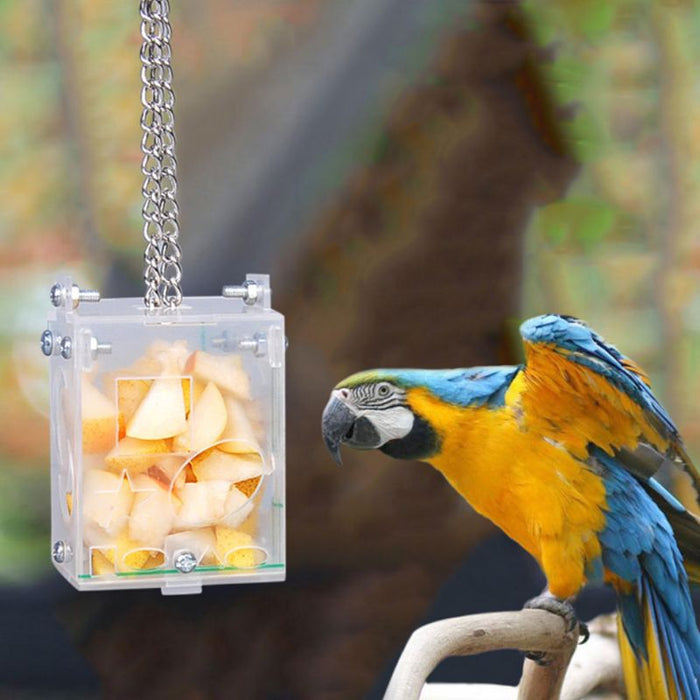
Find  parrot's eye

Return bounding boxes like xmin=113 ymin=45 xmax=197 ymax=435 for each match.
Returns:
xmin=377 ymin=383 xmax=391 ymax=397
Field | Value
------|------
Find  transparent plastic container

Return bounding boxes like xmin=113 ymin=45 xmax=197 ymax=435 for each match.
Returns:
xmin=45 ymin=274 xmax=285 ymax=594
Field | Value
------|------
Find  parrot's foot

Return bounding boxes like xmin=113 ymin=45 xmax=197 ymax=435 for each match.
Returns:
xmin=522 ymin=595 xmax=589 ymax=664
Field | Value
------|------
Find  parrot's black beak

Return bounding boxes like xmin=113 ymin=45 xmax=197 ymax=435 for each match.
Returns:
xmin=322 ymin=394 xmax=356 ymax=465
xmin=322 ymin=392 xmax=382 ymax=465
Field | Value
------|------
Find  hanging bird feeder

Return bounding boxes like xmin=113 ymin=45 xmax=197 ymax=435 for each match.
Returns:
xmin=41 ymin=1 xmax=286 ymax=595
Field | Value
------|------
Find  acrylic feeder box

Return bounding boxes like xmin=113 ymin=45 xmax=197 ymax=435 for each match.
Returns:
xmin=46 ymin=275 xmax=285 ymax=594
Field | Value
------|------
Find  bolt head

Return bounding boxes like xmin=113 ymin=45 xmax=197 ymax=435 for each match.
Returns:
xmin=174 ymin=550 xmax=197 ymax=574
xmin=41 ymin=330 xmax=54 ymax=356
xmin=60 ymin=336 xmax=72 ymax=360
xmin=50 ymin=284 xmax=64 ymax=307
xmin=52 ymin=541 xmax=66 ymax=563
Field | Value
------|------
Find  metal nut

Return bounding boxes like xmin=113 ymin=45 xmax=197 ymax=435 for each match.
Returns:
xmin=222 ymin=280 xmax=259 ymax=305
xmin=174 ymin=551 xmax=197 ymax=573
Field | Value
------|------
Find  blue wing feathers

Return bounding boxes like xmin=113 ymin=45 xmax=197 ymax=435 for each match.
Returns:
xmin=595 ymin=449 xmax=700 ymax=696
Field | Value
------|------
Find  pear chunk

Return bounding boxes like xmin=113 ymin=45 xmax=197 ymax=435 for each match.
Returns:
xmin=215 ymin=526 xmax=264 ymax=568
xmin=128 ymin=475 xmax=174 ymax=548
xmin=218 ymin=396 xmax=263 ymax=458
xmin=221 ymin=487 xmax=255 ymax=529
xmin=126 ymin=377 xmax=187 ymax=440
xmin=172 ymin=382 xmax=227 ymax=453
xmin=173 ymin=480 xmax=233 ymax=528
xmin=83 ymin=470 xmax=133 ymax=536
xmin=190 ymin=448 xmax=263 ymax=483
xmin=105 ymin=436 xmax=169 ymax=474
xmin=82 ymin=376 xmax=121 ymax=453
xmin=184 ymin=351 xmax=251 ymax=401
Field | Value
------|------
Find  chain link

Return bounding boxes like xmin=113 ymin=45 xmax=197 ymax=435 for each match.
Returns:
xmin=140 ymin=0 xmax=182 ymax=308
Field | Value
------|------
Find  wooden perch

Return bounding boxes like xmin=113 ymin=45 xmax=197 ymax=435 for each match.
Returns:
xmin=383 ymin=610 xmax=622 ymax=700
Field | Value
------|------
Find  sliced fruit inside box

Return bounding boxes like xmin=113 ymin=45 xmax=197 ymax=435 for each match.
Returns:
xmin=80 ymin=342 xmax=270 ymax=574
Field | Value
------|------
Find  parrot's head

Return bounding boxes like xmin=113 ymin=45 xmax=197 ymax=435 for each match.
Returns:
xmin=321 ymin=369 xmax=440 ymax=465
xmin=321 ymin=366 xmax=520 ymax=465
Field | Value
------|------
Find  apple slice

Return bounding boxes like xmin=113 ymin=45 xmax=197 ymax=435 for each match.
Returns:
xmin=215 ymin=526 xmax=264 ymax=568
xmin=172 ymin=480 xmax=232 ymax=528
xmin=83 ymin=470 xmax=134 ymax=536
xmin=190 ymin=448 xmax=263 ymax=483
xmin=218 ymin=396 xmax=262 ymax=457
xmin=172 ymin=382 xmax=227 ymax=453
xmin=126 ymin=376 xmax=187 ymax=439
xmin=105 ymin=436 xmax=169 ymax=474
xmin=82 ymin=376 xmax=121 ymax=453
xmin=128 ymin=474 xmax=174 ymax=548
xmin=184 ymin=351 xmax=251 ymax=401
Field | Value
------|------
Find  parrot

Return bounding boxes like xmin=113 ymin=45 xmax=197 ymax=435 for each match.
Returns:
xmin=321 ymin=314 xmax=700 ymax=699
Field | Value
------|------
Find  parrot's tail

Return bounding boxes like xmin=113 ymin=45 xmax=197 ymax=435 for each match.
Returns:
xmin=616 ymin=574 xmax=700 ymax=700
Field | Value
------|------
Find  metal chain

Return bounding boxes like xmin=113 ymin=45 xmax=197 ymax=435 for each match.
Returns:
xmin=140 ymin=0 xmax=182 ymax=308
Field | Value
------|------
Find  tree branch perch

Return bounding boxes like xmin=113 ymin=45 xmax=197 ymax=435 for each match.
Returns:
xmin=384 ymin=610 xmax=621 ymax=700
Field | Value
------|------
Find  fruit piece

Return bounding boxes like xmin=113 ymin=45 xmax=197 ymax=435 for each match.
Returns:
xmin=235 ymin=477 xmax=261 ymax=498
xmin=215 ymin=526 xmax=263 ymax=568
xmin=218 ymin=396 xmax=262 ymax=457
xmin=142 ymin=551 xmax=165 ymax=569
xmin=116 ymin=379 xmax=150 ymax=425
xmin=172 ymin=382 xmax=227 ymax=453
xmin=105 ymin=436 xmax=169 ymax=474
xmin=82 ymin=376 xmax=121 ymax=453
xmin=147 ymin=456 xmax=187 ymax=490
xmin=128 ymin=475 xmax=174 ymax=548
xmin=173 ymin=481 xmax=233 ymax=528
xmin=65 ymin=492 xmax=73 ymax=516
xmin=182 ymin=378 xmax=192 ymax=416
xmin=164 ymin=528 xmax=217 ymax=566
xmin=126 ymin=377 xmax=187 ymax=439
xmin=221 ymin=487 xmax=255 ymax=529
xmin=184 ymin=351 xmax=251 ymax=401
xmin=83 ymin=470 xmax=134 ymax=536
xmin=116 ymin=533 xmax=153 ymax=570
xmin=190 ymin=449 xmax=263 ymax=483
xmin=91 ymin=549 xmax=114 ymax=575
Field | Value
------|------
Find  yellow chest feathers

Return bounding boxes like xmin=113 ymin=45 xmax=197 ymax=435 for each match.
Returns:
xmin=406 ymin=388 xmax=607 ymax=598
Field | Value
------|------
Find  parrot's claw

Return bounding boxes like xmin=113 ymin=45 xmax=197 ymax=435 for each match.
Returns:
xmin=522 ymin=594 xmax=589 ymax=661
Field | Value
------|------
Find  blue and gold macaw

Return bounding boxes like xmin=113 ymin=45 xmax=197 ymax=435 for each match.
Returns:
xmin=322 ymin=314 xmax=700 ymax=699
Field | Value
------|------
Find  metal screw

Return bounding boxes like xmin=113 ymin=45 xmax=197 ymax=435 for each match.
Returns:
xmin=89 ymin=336 xmax=112 ymax=359
xmin=52 ymin=541 xmax=66 ymax=563
xmin=222 ymin=280 xmax=259 ymax=305
xmin=41 ymin=329 xmax=56 ymax=356
xmin=174 ymin=550 xmax=197 ymax=573
xmin=60 ymin=336 xmax=72 ymax=360
xmin=50 ymin=283 xmax=101 ymax=309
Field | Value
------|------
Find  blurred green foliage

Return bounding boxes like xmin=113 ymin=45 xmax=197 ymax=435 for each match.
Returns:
xmin=522 ymin=0 xmax=700 ymax=505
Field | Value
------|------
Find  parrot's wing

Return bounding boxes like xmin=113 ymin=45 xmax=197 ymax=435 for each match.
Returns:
xmin=519 ymin=314 xmax=700 ymax=499
xmin=520 ymin=314 xmax=700 ymax=580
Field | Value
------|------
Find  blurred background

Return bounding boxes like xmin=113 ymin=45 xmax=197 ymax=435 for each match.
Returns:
xmin=2 ymin=0 xmax=700 ymax=697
